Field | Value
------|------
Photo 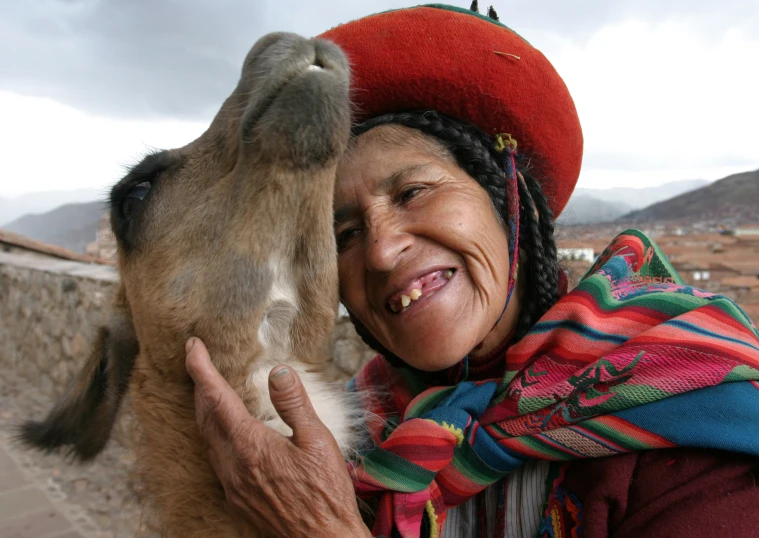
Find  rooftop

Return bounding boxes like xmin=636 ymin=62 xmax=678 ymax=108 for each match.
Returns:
xmin=0 ymin=228 xmax=114 ymax=266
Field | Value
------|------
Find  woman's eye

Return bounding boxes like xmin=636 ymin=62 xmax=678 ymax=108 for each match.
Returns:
xmin=122 ymin=181 xmax=152 ymax=219
xmin=399 ymin=187 xmax=421 ymax=204
xmin=336 ymin=227 xmax=361 ymax=251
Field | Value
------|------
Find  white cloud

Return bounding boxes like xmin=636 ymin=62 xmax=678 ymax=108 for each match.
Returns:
xmin=0 ymin=91 xmax=208 ymax=197
xmin=0 ymin=11 xmax=757 ymax=197
xmin=537 ymin=19 xmax=759 ymax=188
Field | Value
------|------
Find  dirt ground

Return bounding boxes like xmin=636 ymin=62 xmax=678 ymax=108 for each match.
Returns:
xmin=0 ymin=367 xmax=151 ymax=538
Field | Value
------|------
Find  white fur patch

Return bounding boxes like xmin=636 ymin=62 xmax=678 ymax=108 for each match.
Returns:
xmin=247 ymin=261 xmax=365 ymax=456
xmin=248 ymin=259 xmax=361 ymax=455
xmin=257 ymin=260 xmax=298 ymax=358
xmin=245 ymin=362 xmax=361 ymax=455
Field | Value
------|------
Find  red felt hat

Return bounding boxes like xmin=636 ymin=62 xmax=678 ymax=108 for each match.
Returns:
xmin=318 ymin=4 xmax=583 ymax=217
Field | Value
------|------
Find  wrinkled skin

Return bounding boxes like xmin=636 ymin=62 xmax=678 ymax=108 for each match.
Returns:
xmin=334 ymin=126 xmax=522 ymax=371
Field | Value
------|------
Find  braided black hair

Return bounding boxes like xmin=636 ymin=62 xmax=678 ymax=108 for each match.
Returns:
xmin=348 ymin=110 xmax=560 ymax=361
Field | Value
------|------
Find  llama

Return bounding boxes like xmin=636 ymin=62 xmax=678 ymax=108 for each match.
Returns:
xmin=20 ymin=32 xmax=357 ymax=537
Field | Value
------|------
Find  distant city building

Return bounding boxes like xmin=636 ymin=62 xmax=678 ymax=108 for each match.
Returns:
xmin=557 ymin=247 xmax=595 ymax=263
xmin=85 ymin=213 xmax=117 ymax=262
xmin=670 ymin=261 xmax=713 ymax=286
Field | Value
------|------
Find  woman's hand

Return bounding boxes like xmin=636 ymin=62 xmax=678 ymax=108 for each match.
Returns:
xmin=185 ymin=337 xmax=371 ymax=538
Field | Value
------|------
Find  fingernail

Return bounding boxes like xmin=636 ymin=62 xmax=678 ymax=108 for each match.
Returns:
xmin=270 ymin=366 xmax=294 ymax=391
xmin=185 ymin=337 xmax=196 ymax=354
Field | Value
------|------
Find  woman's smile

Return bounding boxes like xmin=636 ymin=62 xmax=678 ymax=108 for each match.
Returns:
xmin=334 ymin=125 xmax=520 ymax=371
xmin=384 ymin=267 xmax=456 ymax=314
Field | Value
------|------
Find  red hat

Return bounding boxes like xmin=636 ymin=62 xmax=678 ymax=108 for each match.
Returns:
xmin=318 ymin=4 xmax=583 ymax=217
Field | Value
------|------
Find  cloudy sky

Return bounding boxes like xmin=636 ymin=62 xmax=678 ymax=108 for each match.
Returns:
xmin=0 ymin=0 xmax=757 ymax=198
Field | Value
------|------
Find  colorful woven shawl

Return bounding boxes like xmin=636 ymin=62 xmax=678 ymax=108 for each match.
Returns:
xmin=347 ymin=229 xmax=759 ymax=538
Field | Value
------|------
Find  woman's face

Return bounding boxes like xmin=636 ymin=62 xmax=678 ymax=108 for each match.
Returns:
xmin=334 ymin=125 xmax=518 ymax=371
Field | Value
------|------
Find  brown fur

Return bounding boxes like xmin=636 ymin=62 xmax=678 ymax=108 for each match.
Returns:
xmin=20 ymin=32 xmax=352 ymax=537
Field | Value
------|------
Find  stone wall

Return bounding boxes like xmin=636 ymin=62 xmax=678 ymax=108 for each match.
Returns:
xmin=0 ymin=250 xmax=117 ymax=399
xmin=0 ymin=248 xmax=375 ymax=447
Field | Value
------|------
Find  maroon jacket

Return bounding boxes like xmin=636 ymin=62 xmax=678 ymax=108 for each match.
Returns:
xmin=547 ymin=448 xmax=759 ymax=538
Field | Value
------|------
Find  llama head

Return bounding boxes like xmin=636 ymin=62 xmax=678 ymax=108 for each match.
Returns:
xmin=20 ymin=32 xmax=351 ymax=460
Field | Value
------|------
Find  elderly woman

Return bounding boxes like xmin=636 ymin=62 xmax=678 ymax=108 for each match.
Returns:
xmin=185 ymin=4 xmax=759 ymax=538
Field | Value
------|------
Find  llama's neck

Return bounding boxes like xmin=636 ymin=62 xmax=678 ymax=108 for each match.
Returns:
xmin=129 ymin=349 xmax=361 ymax=537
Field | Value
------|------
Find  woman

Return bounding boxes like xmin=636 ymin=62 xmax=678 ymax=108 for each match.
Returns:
xmin=185 ymin=5 xmax=759 ymax=537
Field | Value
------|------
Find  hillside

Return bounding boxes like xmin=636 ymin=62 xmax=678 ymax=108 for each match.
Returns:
xmin=0 ymin=188 xmax=104 ymax=227
xmin=557 ymin=195 xmax=633 ymax=224
xmin=574 ymin=179 xmax=708 ymax=210
xmin=3 ymin=201 xmax=106 ymax=253
xmin=620 ymin=169 xmax=759 ymax=224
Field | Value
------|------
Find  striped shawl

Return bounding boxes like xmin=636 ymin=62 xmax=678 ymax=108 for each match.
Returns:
xmin=347 ymin=229 xmax=759 ymax=538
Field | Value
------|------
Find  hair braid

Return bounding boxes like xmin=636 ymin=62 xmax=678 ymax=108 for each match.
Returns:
xmin=514 ymin=173 xmax=560 ymax=338
xmin=349 ymin=110 xmax=560 ymax=358
xmin=528 ymin=174 xmax=560 ymax=302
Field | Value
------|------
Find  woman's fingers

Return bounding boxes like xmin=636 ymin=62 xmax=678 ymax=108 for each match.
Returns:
xmin=185 ymin=337 xmax=328 ymax=450
xmin=184 ymin=337 xmax=370 ymax=537
xmin=185 ymin=337 xmax=252 ymax=444
xmin=268 ymin=366 xmax=329 ymax=449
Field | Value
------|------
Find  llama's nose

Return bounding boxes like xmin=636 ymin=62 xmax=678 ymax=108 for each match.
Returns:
xmin=245 ymin=32 xmax=307 ymax=66
xmin=311 ymin=38 xmax=349 ymax=75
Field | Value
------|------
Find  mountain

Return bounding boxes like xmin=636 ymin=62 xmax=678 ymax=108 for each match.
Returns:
xmin=3 ymin=201 xmax=107 ymax=253
xmin=0 ymin=188 xmax=105 ymax=227
xmin=557 ymin=195 xmax=633 ymax=224
xmin=574 ymin=179 xmax=709 ymax=210
xmin=620 ymin=169 xmax=759 ymax=224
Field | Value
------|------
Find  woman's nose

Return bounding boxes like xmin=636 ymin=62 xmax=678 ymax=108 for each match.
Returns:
xmin=364 ymin=217 xmax=413 ymax=273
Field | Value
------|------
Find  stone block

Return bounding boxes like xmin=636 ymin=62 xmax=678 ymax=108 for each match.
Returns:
xmin=61 ymin=337 xmax=72 ymax=358
xmin=70 ymin=333 xmax=88 ymax=358
xmin=39 ymin=374 xmax=54 ymax=394
xmin=49 ymin=317 xmax=65 ymax=339
xmin=92 ymin=290 xmax=106 ymax=308
xmin=332 ymin=339 xmax=363 ymax=375
xmin=61 ymin=277 xmax=78 ymax=293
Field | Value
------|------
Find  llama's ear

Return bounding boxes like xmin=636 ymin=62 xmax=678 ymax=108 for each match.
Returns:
xmin=18 ymin=285 xmax=138 ymax=461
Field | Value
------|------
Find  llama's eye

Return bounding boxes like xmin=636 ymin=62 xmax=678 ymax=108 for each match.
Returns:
xmin=122 ymin=181 xmax=152 ymax=219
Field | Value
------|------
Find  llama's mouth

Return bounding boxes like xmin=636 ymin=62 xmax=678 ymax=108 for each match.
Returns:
xmin=244 ymin=58 xmax=330 ymax=132
xmin=386 ymin=269 xmax=456 ymax=314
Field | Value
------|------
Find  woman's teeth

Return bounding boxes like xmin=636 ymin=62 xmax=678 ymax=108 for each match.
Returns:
xmin=388 ymin=269 xmax=455 ymax=313
xmin=400 ymin=289 xmax=421 ymax=308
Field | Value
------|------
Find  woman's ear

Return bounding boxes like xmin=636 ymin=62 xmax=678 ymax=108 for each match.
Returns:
xmin=17 ymin=285 xmax=138 ymax=461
